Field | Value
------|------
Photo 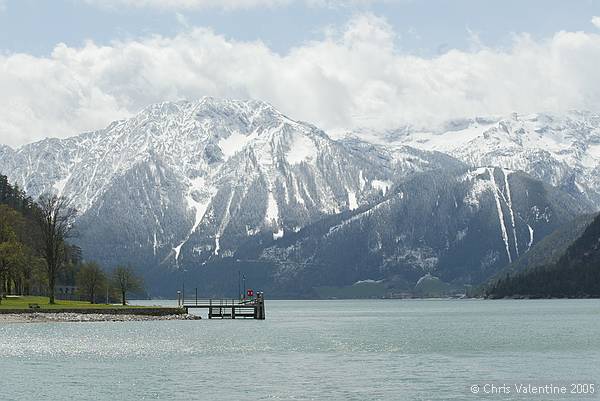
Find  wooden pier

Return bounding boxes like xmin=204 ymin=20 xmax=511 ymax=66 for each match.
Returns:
xmin=179 ymin=291 xmax=265 ymax=320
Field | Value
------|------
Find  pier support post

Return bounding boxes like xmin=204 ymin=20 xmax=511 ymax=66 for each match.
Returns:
xmin=255 ymin=292 xmax=265 ymax=320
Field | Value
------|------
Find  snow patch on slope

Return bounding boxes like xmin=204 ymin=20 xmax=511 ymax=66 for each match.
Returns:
xmin=286 ymin=135 xmax=317 ymax=165
xmin=218 ymin=131 xmax=258 ymax=158
xmin=170 ymin=176 xmax=215 ymax=261
xmin=489 ymin=168 xmax=512 ymax=263
xmin=214 ymin=235 xmax=220 ymax=256
xmin=153 ymin=231 xmax=158 ymax=256
xmin=187 ymin=176 xmax=212 ymax=233
xmin=371 ymin=179 xmax=392 ymax=196
xmin=399 ymin=123 xmax=495 ymax=153
xmin=214 ymin=190 xmax=235 ymax=256
xmin=347 ymin=189 xmax=358 ymax=211
xmin=173 ymin=243 xmax=184 ymax=260
xmin=527 ymin=224 xmax=534 ymax=251
xmin=501 ymin=168 xmax=519 ymax=257
xmin=53 ymin=175 xmax=70 ymax=197
xmin=358 ymin=170 xmax=366 ymax=190
xmin=462 ymin=168 xmax=492 ymax=208
xmin=266 ymin=191 xmax=279 ymax=224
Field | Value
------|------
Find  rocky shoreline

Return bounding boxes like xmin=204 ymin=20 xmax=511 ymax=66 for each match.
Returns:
xmin=0 ymin=312 xmax=201 ymax=323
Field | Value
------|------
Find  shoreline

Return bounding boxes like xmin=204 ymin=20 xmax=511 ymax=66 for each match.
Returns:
xmin=0 ymin=312 xmax=200 ymax=323
xmin=0 ymin=306 xmax=187 ymax=315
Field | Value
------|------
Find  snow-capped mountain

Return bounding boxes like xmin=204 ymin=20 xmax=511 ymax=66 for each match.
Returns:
xmin=0 ymin=98 xmax=455 ymax=273
xmin=361 ymin=111 xmax=600 ymax=208
xmin=257 ymin=166 xmax=589 ymax=294
xmin=0 ymin=99 xmax=596 ymax=296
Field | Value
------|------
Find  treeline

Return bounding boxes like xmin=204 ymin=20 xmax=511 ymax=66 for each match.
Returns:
xmin=0 ymin=175 xmax=37 ymax=217
xmin=0 ymin=175 xmax=46 ymax=296
xmin=486 ymin=213 xmax=600 ymax=298
xmin=0 ymin=174 xmax=143 ymax=304
xmin=73 ymin=263 xmax=144 ymax=304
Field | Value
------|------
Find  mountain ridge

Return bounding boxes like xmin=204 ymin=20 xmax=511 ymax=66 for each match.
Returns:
xmin=354 ymin=110 xmax=600 ymax=208
xmin=1 ymin=98 xmax=597 ymax=296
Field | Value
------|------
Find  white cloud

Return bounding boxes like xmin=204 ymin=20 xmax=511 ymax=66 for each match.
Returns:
xmin=592 ymin=16 xmax=600 ymax=29
xmin=2 ymin=14 xmax=600 ymax=147
xmin=175 ymin=12 xmax=189 ymax=28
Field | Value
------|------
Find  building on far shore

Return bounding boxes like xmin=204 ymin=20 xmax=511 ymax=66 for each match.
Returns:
xmin=55 ymin=285 xmax=78 ymax=301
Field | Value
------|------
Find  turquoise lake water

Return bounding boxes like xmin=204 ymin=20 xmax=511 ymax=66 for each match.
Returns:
xmin=1 ymin=299 xmax=600 ymax=400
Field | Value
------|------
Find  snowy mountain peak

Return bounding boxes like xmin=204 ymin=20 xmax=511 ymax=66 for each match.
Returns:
xmin=0 ymin=98 xmax=324 ymax=213
xmin=1 ymin=100 xmax=596 ymax=295
xmin=356 ymin=111 xmax=600 ymax=208
xmin=2 ymin=97 xmax=433 ymax=266
xmin=135 ymin=97 xmax=284 ymax=128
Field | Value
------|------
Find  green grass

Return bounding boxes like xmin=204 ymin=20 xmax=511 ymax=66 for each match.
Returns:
xmin=0 ymin=296 xmax=147 ymax=310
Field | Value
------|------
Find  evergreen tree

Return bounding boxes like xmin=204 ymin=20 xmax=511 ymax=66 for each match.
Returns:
xmin=0 ymin=176 xmax=47 ymax=297
xmin=487 ymin=213 xmax=600 ymax=298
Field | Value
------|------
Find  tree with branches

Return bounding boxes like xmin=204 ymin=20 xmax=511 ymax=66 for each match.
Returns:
xmin=112 ymin=265 xmax=143 ymax=305
xmin=35 ymin=194 xmax=77 ymax=304
xmin=76 ymin=262 xmax=107 ymax=304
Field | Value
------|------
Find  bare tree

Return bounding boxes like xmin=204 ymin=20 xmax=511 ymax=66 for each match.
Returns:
xmin=35 ymin=194 xmax=77 ymax=304
xmin=112 ymin=265 xmax=143 ymax=305
xmin=76 ymin=262 xmax=107 ymax=304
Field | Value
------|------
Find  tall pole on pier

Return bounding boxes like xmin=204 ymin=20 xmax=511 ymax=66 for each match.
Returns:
xmin=238 ymin=271 xmax=241 ymax=300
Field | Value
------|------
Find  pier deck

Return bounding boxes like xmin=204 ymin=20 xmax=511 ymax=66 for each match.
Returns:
xmin=179 ymin=293 xmax=265 ymax=320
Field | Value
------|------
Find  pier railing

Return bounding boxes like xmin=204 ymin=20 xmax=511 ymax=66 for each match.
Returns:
xmin=178 ymin=297 xmax=259 ymax=307
xmin=177 ymin=291 xmax=265 ymax=320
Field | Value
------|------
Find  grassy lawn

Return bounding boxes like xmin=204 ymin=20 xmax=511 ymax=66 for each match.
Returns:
xmin=0 ymin=296 xmax=146 ymax=310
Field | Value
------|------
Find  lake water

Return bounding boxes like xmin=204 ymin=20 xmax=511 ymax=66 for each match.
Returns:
xmin=1 ymin=299 xmax=600 ymax=401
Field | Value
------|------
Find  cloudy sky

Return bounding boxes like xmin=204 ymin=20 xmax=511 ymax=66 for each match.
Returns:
xmin=1 ymin=0 xmax=599 ymax=147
